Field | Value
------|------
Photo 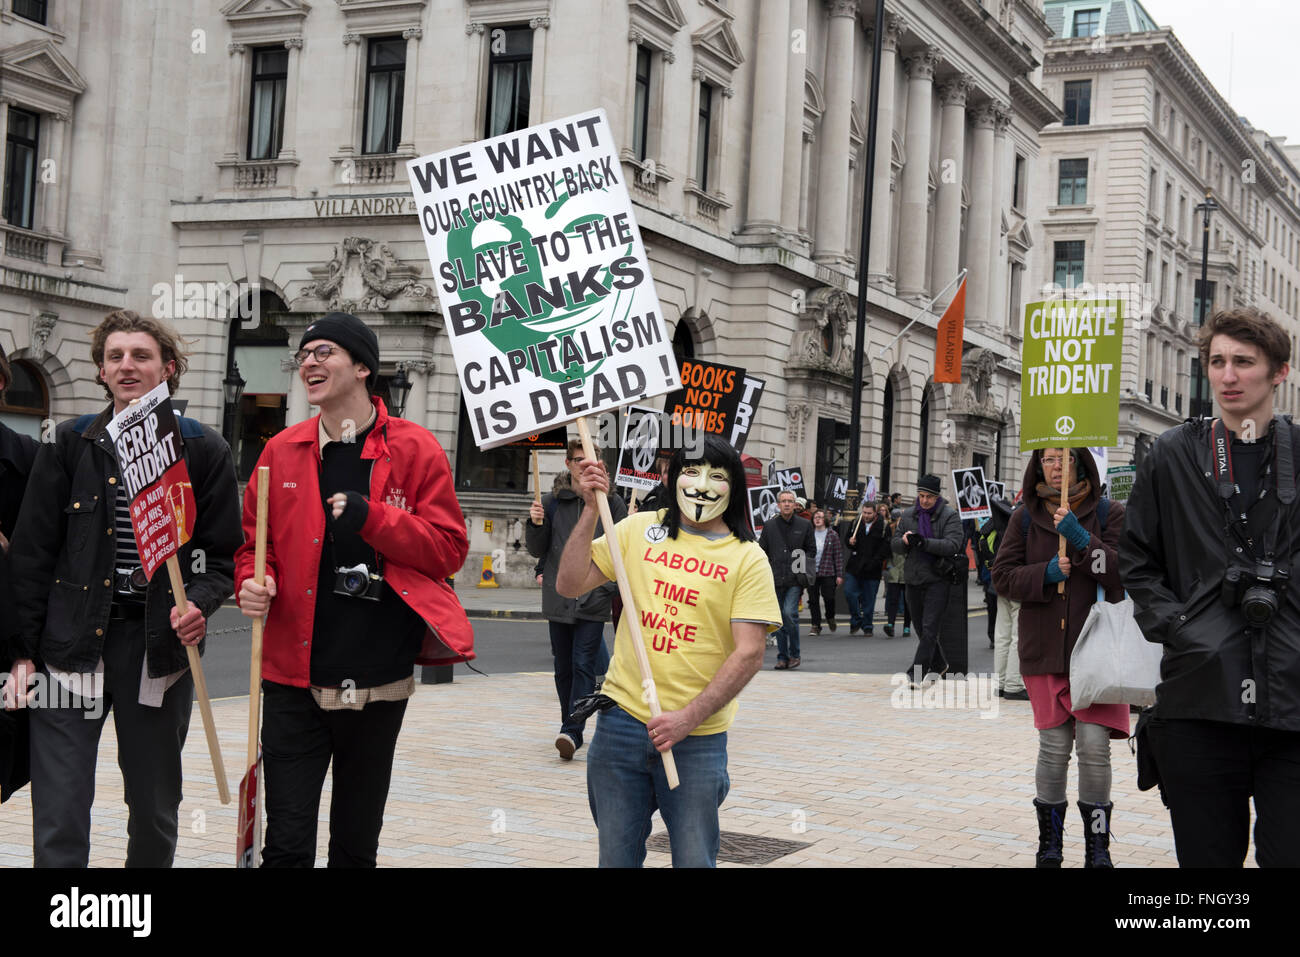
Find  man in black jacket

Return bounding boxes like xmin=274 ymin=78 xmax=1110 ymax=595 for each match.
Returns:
xmin=528 ymin=439 xmax=627 ymax=760
xmin=892 ymin=474 xmax=964 ymax=685
xmin=3 ymin=310 xmax=241 ymax=867
xmin=759 ymin=489 xmax=816 ymax=669
xmin=840 ymin=501 xmax=891 ymax=636
xmin=1121 ymin=306 xmax=1300 ymax=867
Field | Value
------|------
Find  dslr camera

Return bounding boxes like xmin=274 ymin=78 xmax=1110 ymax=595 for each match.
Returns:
xmin=113 ymin=566 xmax=148 ymax=600
xmin=333 ymin=562 xmax=384 ymax=601
xmin=1220 ymin=559 xmax=1289 ymax=627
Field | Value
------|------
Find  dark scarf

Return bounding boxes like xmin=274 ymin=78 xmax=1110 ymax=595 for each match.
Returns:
xmin=1034 ymin=478 xmax=1092 ymax=513
xmin=917 ymin=495 xmax=947 ymax=538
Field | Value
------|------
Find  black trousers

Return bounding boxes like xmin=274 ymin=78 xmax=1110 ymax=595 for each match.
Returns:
xmin=29 ymin=617 xmax=194 ymax=867
xmin=905 ymin=581 xmax=951 ymax=676
xmin=261 ymin=680 xmax=408 ymax=868
xmin=1148 ymin=716 xmax=1300 ymax=867
xmin=807 ymin=575 xmax=837 ymax=628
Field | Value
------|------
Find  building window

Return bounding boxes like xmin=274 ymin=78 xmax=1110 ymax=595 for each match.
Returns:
xmin=0 ymin=357 xmax=47 ymax=418
xmin=695 ymin=81 xmax=714 ymax=192
xmin=1057 ymin=158 xmax=1087 ymax=205
xmin=1063 ymin=80 xmax=1091 ymax=126
xmin=12 ymin=0 xmax=47 ymax=24
xmin=2 ymin=107 xmax=39 ymax=230
xmin=1073 ymin=9 xmax=1101 ymax=37
xmin=633 ymin=45 xmax=651 ymax=162
xmin=363 ymin=36 xmax=405 ymax=154
xmin=1193 ymin=279 xmax=1216 ymax=325
xmin=1054 ymin=240 xmax=1085 ymax=289
xmin=485 ymin=26 xmax=533 ymax=138
xmin=879 ymin=381 xmax=894 ymax=493
xmin=247 ymin=47 xmax=287 ymax=160
xmin=1012 ymin=154 xmax=1026 ymax=210
xmin=1009 ymin=261 xmax=1023 ymax=334
xmin=918 ymin=389 xmax=930 ymax=476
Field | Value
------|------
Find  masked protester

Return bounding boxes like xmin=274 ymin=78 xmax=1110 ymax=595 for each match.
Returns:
xmin=235 ymin=312 xmax=472 ymax=867
xmin=556 ymin=435 xmax=780 ymax=867
xmin=991 ymin=448 xmax=1127 ymax=868
xmin=6 ymin=311 xmax=241 ymax=867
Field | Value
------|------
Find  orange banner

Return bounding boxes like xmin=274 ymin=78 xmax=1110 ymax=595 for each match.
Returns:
xmin=935 ymin=276 xmax=967 ymax=384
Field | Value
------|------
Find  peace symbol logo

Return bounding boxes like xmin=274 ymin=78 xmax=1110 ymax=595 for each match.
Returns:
xmin=629 ymin=414 xmax=660 ymax=473
xmin=1056 ymin=415 xmax=1076 ymax=436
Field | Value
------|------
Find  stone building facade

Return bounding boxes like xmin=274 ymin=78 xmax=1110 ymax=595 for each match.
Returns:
xmin=2 ymin=0 xmax=1060 ymax=582
xmin=1040 ymin=0 xmax=1300 ymax=464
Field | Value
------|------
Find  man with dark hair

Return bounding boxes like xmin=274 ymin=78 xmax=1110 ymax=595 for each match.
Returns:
xmin=760 ymin=489 xmax=816 ymax=669
xmin=527 ymin=437 xmax=626 ymax=761
xmin=556 ymin=435 xmax=780 ymax=867
xmin=5 ymin=310 xmax=241 ymax=867
xmin=236 ymin=311 xmax=472 ymax=867
xmin=840 ymin=500 xmax=890 ymax=636
xmin=1122 ymin=306 xmax=1300 ymax=867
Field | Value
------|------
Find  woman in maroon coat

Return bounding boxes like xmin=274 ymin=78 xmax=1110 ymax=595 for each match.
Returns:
xmin=991 ymin=447 xmax=1128 ymax=869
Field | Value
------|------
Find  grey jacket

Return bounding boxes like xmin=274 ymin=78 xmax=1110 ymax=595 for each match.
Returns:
xmin=525 ymin=472 xmax=627 ymax=623
xmin=890 ymin=500 xmax=964 ymax=586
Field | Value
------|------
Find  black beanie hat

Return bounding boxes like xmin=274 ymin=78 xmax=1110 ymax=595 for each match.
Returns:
xmin=299 ymin=312 xmax=380 ymax=391
xmin=917 ymin=473 xmax=942 ymax=495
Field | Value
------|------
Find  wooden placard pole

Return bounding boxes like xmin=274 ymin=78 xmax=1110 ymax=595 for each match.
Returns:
xmin=238 ymin=465 xmax=269 ymax=861
xmin=166 ymin=556 xmax=230 ymax=804
xmin=532 ymin=449 xmax=541 ymax=504
xmin=1057 ymin=448 xmax=1070 ymax=601
xmin=576 ymin=416 xmax=679 ymax=789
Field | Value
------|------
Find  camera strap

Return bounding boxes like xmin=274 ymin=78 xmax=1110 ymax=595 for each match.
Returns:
xmin=1209 ymin=417 xmax=1290 ymax=560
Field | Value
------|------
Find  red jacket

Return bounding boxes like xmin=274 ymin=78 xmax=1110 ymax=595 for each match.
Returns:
xmin=234 ymin=397 xmax=472 ymax=687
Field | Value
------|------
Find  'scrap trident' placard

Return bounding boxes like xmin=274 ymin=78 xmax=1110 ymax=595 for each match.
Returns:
xmin=105 ymin=382 xmax=196 ymax=579
xmin=407 ymin=109 xmax=680 ymax=449
xmin=1020 ymin=298 xmax=1123 ymax=450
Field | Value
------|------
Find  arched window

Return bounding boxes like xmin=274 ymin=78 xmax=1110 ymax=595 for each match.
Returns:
xmin=918 ymin=388 xmax=931 ymax=476
xmin=672 ymin=318 xmax=695 ymax=363
xmin=880 ymin=379 xmax=894 ymax=493
xmin=0 ymin=357 xmax=49 ymax=438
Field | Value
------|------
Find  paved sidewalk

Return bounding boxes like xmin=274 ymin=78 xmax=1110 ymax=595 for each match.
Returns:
xmin=0 ymin=671 xmax=1216 ymax=868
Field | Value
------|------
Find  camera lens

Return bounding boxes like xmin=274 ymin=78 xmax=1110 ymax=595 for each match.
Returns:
xmin=1242 ymin=586 xmax=1278 ymax=626
xmin=343 ymin=571 xmax=366 ymax=594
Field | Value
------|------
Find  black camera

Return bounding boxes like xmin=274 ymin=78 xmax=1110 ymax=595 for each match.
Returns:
xmin=1220 ymin=559 xmax=1289 ymax=626
xmin=113 ymin=566 xmax=148 ymax=599
xmin=333 ymin=562 xmax=384 ymax=601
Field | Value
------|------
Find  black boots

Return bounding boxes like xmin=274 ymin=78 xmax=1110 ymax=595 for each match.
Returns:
xmin=1034 ymin=798 xmax=1066 ymax=867
xmin=1078 ymin=801 xmax=1115 ymax=868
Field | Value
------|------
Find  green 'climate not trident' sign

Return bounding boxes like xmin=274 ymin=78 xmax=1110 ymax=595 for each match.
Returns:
xmin=1019 ymin=298 xmax=1123 ymax=451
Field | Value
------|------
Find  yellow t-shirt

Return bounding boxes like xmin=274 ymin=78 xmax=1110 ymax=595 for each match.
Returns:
xmin=591 ymin=510 xmax=781 ymax=735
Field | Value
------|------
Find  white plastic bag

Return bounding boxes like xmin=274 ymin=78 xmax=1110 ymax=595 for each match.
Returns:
xmin=1069 ymin=586 xmax=1164 ymax=708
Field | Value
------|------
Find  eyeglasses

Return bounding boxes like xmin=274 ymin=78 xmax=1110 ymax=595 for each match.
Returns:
xmin=294 ymin=344 xmax=343 ymax=366
xmin=1041 ymin=454 xmax=1078 ymax=467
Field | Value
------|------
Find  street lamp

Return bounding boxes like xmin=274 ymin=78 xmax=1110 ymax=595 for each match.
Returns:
xmin=1192 ymin=190 xmax=1219 ymax=417
xmin=221 ymin=362 xmax=245 ymax=445
xmin=389 ymin=365 xmax=412 ymax=418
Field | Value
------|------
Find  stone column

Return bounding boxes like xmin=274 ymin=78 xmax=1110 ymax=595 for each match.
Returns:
xmin=814 ymin=0 xmax=857 ymax=263
xmin=224 ymin=44 xmax=247 ymax=159
xmin=932 ymin=75 xmax=970 ymax=293
xmin=986 ymin=106 xmax=1010 ymax=332
xmin=465 ymin=23 xmax=487 ymax=142
xmin=964 ymin=102 xmax=997 ymax=328
xmin=339 ymin=34 xmax=362 ymax=154
xmin=868 ymin=14 xmax=904 ymax=286
xmin=279 ymin=37 xmax=303 ymax=159
xmin=400 ymin=361 xmax=432 ymax=426
xmin=284 ymin=359 xmax=309 ymax=426
xmin=398 ymin=28 xmax=422 ymax=153
xmin=41 ymin=113 xmax=68 ymax=237
xmin=780 ymin=0 xmax=808 ymax=237
xmin=528 ymin=17 xmax=550 ymax=124
xmin=897 ymin=46 xmax=939 ymax=299
xmin=743 ymin=0 xmax=790 ymax=234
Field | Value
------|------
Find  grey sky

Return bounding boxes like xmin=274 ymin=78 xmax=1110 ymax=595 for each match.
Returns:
xmin=1138 ymin=0 xmax=1299 ymax=144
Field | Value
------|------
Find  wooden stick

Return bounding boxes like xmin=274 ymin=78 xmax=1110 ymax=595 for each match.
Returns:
xmin=167 ymin=556 xmax=230 ymax=804
xmin=532 ymin=449 xmax=541 ymax=504
xmin=576 ymin=416 xmax=679 ymax=789
xmin=850 ymin=509 xmax=865 ymax=542
xmin=1057 ymin=449 xmax=1070 ymax=600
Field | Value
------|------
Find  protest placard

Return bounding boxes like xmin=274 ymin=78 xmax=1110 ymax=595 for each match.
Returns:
xmin=773 ymin=467 xmax=807 ymax=501
xmin=1106 ymin=464 xmax=1137 ymax=502
xmin=407 ymin=109 xmax=679 ymax=449
xmin=952 ymin=466 xmax=991 ymax=521
xmin=985 ymin=480 xmax=1006 ymax=502
xmin=748 ymin=484 xmax=782 ymax=534
xmin=615 ymin=404 xmax=665 ymax=491
xmin=1020 ymin=298 xmax=1124 ymax=450
xmin=727 ymin=373 xmax=765 ymax=452
xmin=105 ymin=383 xmax=195 ymax=579
xmin=660 ymin=358 xmax=758 ymax=452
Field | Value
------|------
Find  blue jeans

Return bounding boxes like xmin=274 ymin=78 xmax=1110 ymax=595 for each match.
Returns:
xmin=843 ymin=574 xmax=882 ymax=631
xmin=586 ymin=705 xmax=730 ymax=867
xmin=776 ymin=584 xmax=803 ymax=661
xmin=549 ymin=619 xmax=607 ymax=747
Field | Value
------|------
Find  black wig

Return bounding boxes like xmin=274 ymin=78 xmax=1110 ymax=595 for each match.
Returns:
xmin=660 ymin=434 xmax=754 ymax=542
